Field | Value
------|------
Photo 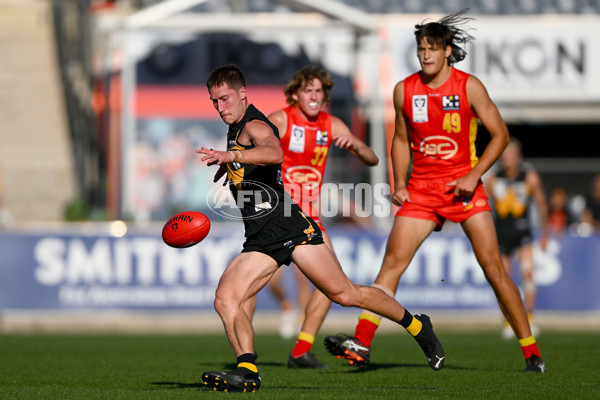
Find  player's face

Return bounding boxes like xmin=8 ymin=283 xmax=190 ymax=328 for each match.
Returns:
xmin=417 ymin=38 xmax=451 ymax=77
xmin=500 ymin=145 xmax=521 ymax=170
xmin=293 ymin=78 xmax=325 ymax=121
xmin=209 ymin=83 xmax=247 ymax=125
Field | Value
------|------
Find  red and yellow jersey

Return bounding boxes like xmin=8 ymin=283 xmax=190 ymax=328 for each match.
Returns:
xmin=403 ymin=68 xmax=479 ymax=180
xmin=280 ymin=105 xmax=332 ymax=221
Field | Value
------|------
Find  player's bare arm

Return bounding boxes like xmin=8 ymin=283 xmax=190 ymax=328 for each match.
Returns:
xmin=528 ymin=169 xmax=549 ymax=249
xmin=467 ymin=75 xmax=510 ymax=179
xmin=197 ymin=120 xmax=283 ymax=168
xmin=331 ymin=117 xmax=379 ymax=166
xmin=238 ymin=119 xmax=284 ymax=165
xmin=390 ymin=80 xmax=411 ymax=206
xmin=448 ymin=76 xmax=510 ymax=197
xmin=267 ymin=109 xmax=288 ymax=140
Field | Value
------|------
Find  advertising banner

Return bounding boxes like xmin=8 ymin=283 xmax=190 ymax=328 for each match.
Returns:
xmin=385 ymin=15 xmax=600 ymax=103
xmin=1 ymin=227 xmax=598 ymax=311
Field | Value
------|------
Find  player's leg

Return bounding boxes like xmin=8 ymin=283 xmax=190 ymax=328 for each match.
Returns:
xmin=287 ymin=289 xmax=331 ymax=369
xmin=517 ymin=243 xmax=539 ymax=335
xmin=267 ymin=266 xmax=297 ymax=339
xmin=325 ymin=216 xmax=436 ymax=366
xmin=294 ymin=265 xmax=312 ymax=319
xmin=292 ymin=242 xmax=445 ymax=371
xmin=288 ymin=230 xmax=332 ymax=369
xmin=461 ymin=212 xmax=545 ymax=372
xmin=499 ymin=251 xmax=515 ymax=339
xmin=213 ymin=251 xmax=279 ymax=355
xmin=462 ymin=212 xmax=529 ymax=336
xmin=202 ymin=251 xmax=279 ymax=391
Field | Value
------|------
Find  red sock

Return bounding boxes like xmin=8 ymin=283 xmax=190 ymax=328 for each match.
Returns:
xmin=291 ymin=332 xmax=314 ymax=358
xmin=519 ymin=336 xmax=541 ymax=359
xmin=354 ymin=313 xmax=380 ymax=347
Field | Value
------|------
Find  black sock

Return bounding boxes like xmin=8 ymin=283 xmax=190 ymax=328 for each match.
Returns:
xmin=236 ymin=353 xmax=257 ymax=372
xmin=398 ymin=310 xmax=414 ymax=329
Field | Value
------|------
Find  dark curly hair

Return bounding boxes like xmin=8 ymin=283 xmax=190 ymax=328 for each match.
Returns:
xmin=283 ymin=65 xmax=334 ymax=106
xmin=414 ymin=9 xmax=475 ymax=65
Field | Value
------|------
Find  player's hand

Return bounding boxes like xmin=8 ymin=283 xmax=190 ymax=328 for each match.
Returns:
xmin=447 ymin=174 xmax=478 ymax=197
xmin=333 ymin=135 xmax=358 ymax=152
xmin=391 ymin=186 xmax=410 ymax=206
xmin=196 ymin=147 xmax=234 ymax=165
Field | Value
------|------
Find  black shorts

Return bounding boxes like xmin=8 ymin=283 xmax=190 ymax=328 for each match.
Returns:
xmin=496 ymin=227 xmax=532 ymax=256
xmin=242 ymin=206 xmax=324 ymax=266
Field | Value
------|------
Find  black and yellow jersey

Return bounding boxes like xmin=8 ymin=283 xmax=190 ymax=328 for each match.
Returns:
xmin=491 ymin=162 xmax=534 ymax=232
xmin=226 ymin=104 xmax=290 ymax=237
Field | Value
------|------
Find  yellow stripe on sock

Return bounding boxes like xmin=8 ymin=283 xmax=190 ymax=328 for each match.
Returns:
xmin=406 ymin=317 xmax=423 ymax=337
xmin=359 ymin=312 xmax=381 ymax=327
xmin=238 ymin=362 xmax=258 ymax=373
xmin=297 ymin=331 xmax=315 ymax=344
xmin=519 ymin=336 xmax=536 ymax=347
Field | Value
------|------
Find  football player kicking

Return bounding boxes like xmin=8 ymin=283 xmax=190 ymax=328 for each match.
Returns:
xmin=196 ymin=64 xmax=445 ymax=392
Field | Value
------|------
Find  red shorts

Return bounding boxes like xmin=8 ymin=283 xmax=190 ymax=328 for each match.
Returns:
xmin=395 ymin=175 xmax=491 ymax=230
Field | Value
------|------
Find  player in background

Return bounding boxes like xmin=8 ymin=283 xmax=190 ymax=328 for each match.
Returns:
xmin=267 ymin=65 xmax=379 ymax=367
xmin=323 ymin=10 xmax=546 ymax=373
xmin=196 ymin=64 xmax=445 ymax=392
xmin=484 ymin=138 xmax=548 ymax=339
xmin=582 ymin=173 xmax=600 ymax=231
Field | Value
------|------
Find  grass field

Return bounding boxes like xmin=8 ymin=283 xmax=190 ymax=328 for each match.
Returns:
xmin=0 ymin=331 xmax=598 ymax=399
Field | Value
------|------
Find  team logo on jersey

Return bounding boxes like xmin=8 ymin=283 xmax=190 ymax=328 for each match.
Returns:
xmin=284 ymin=165 xmax=322 ymax=196
xmin=316 ymin=130 xmax=328 ymax=145
xmin=289 ymin=125 xmax=305 ymax=153
xmin=442 ymin=95 xmax=460 ymax=110
xmin=412 ymin=95 xmax=428 ymax=122
xmin=419 ymin=136 xmax=458 ymax=159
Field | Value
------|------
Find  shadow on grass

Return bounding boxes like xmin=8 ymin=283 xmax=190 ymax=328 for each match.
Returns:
xmin=150 ymin=381 xmax=204 ymax=390
xmin=331 ymin=362 xmax=472 ymax=372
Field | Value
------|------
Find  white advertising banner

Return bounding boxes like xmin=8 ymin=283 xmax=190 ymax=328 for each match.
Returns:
xmin=384 ymin=15 xmax=600 ymax=103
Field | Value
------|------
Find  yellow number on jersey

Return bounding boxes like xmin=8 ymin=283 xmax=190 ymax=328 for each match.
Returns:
xmin=443 ymin=112 xmax=461 ymax=133
xmin=311 ymin=147 xmax=328 ymax=166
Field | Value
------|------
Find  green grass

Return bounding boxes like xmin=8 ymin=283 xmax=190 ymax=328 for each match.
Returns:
xmin=0 ymin=331 xmax=598 ymax=399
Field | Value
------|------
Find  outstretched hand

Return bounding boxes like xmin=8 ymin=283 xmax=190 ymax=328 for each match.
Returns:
xmin=197 ymin=147 xmax=230 ymax=185
xmin=196 ymin=147 xmax=234 ymax=166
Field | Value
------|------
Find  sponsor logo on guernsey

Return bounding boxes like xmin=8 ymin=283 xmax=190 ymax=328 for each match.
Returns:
xmin=442 ymin=95 xmax=460 ymax=110
xmin=285 ymin=165 xmax=322 ymax=189
xmin=412 ymin=95 xmax=428 ymax=122
xmin=316 ymin=130 xmax=328 ymax=145
xmin=288 ymin=125 xmax=305 ymax=153
xmin=419 ymin=136 xmax=458 ymax=159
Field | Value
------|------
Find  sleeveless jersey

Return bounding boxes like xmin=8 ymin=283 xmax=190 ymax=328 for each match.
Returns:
xmin=226 ymin=104 xmax=288 ymax=237
xmin=279 ymin=105 xmax=332 ymax=219
xmin=491 ymin=162 xmax=534 ymax=233
xmin=403 ymin=68 xmax=479 ymax=180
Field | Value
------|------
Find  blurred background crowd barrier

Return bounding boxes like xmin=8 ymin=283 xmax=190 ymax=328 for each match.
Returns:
xmin=1 ymin=0 xmax=599 ymax=317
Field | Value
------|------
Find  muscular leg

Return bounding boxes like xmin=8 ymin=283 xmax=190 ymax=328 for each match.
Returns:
xmin=267 ymin=267 xmax=290 ymax=309
xmin=295 ymin=231 xmax=335 ymax=337
xmin=291 ymin=243 xmax=407 ymax=322
xmin=373 ymin=216 xmax=437 ymax=292
xmin=214 ymin=252 xmax=279 ymax=356
xmin=461 ymin=212 xmax=532 ymax=339
xmin=295 ymin=241 xmax=446 ymax=371
xmin=294 ymin=265 xmax=312 ymax=318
